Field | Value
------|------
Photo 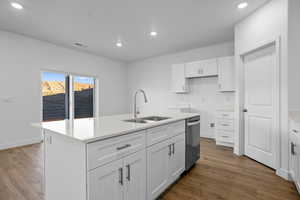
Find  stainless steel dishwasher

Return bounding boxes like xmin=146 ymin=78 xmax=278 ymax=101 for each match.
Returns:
xmin=185 ymin=116 xmax=200 ymax=171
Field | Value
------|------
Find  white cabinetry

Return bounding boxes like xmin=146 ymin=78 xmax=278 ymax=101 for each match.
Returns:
xmin=89 ymin=151 xmax=146 ymax=200
xmin=215 ymin=110 xmax=234 ymax=147
xmin=185 ymin=59 xmax=218 ymax=78
xmin=289 ymin=121 xmax=300 ymax=193
xmin=44 ymin=120 xmax=187 ymax=200
xmin=88 ymin=159 xmax=123 ymax=200
xmin=147 ymin=140 xmax=170 ymax=199
xmin=218 ymin=56 xmax=235 ymax=92
xmin=146 ymin=124 xmax=186 ymax=200
xmin=171 ymin=57 xmax=235 ymax=93
xmin=171 ymin=64 xmax=188 ymax=93
xmin=124 ymin=151 xmax=146 ymax=200
xmin=168 ymin=134 xmax=186 ymax=183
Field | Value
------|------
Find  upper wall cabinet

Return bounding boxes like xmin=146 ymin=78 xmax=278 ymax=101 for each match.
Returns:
xmin=171 ymin=64 xmax=189 ymax=93
xmin=218 ymin=57 xmax=235 ymax=92
xmin=185 ymin=59 xmax=218 ymax=78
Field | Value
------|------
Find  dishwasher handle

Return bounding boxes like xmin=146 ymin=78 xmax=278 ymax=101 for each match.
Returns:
xmin=187 ymin=121 xmax=200 ymax=126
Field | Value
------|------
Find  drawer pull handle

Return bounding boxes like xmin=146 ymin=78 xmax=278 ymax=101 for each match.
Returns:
xmin=221 ymin=124 xmax=229 ymax=126
xmin=222 ymin=114 xmax=229 ymax=117
xmin=293 ymin=130 xmax=298 ymax=133
xmin=221 ymin=136 xmax=229 ymax=138
xmin=116 ymin=144 xmax=131 ymax=151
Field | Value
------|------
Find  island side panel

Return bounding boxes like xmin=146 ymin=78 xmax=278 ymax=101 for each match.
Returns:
xmin=44 ymin=130 xmax=87 ymax=200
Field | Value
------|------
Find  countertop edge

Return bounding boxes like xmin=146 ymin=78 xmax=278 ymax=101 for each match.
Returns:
xmin=36 ymin=113 xmax=200 ymax=143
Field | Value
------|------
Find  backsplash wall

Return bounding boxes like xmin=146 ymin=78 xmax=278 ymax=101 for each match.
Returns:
xmin=127 ymin=41 xmax=235 ymax=138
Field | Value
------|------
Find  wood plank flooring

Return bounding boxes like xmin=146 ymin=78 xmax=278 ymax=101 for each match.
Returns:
xmin=0 ymin=138 xmax=299 ymax=200
xmin=161 ymin=139 xmax=300 ymax=200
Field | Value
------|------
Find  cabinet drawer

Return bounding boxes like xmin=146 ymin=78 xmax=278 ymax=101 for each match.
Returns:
xmin=217 ymin=119 xmax=234 ymax=131
xmin=146 ymin=125 xmax=170 ymax=147
xmin=87 ymin=131 xmax=146 ymax=170
xmin=216 ymin=111 xmax=234 ymax=119
xmin=169 ymin=121 xmax=185 ymax=138
xmin=216 ymin=130 xmax=234 ymax=143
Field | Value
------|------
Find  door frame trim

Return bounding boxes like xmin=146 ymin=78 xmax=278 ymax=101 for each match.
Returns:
xmin=234 ymin=36 xmax=281 ymax=171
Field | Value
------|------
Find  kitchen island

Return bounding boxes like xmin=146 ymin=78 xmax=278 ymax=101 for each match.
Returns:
xmin=37 ymin=113 xmax=199 ymax=200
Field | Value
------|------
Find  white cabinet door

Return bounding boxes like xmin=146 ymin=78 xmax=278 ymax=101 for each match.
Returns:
xmin=171 ymin=64 xmax=188 ymax=93
xmin=168 ymin=133 xmax=185 ymax=183
xmin=88 ymin=159 xmax=123 ymax=200
xmin=124 ymin=151 xmax=146 ymax=200
xmin=218 ymin=56 xmax=235 ymax=92
xmin=185 ymin=59 xmax=218 ymax=78
xmin=290 ymin=132 xmax=297 ymax=181
xmin=295 ymin=134 xmax=300 ymax=192
xmin=147 ymin=140 xmax=170 ymax=200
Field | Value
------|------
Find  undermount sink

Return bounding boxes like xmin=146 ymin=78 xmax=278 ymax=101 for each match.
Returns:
xmin=123 ymin=119 xmax=148 ymax=123
xmin=140 ymin=116 xmax=170 ymax=121
xmin=123 ymin=116 xmax=170 ymax=123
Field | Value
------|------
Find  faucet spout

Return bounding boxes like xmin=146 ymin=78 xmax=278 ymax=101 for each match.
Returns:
xmin=134 ymin=89 xmax=148 ymax=119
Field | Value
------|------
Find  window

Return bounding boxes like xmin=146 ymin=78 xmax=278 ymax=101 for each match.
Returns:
xmin=74 ymin=76 xmax=95 ymax=119
xmin=42 ymin=71 xmax=97 ymax=122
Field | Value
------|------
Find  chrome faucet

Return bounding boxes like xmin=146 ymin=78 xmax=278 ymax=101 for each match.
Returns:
xmin=134 ymin=89 xmax=148 ymax=119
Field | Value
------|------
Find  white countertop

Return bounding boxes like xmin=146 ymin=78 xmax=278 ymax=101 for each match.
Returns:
xmin=34 ymin=113 xmax=199 ymax=143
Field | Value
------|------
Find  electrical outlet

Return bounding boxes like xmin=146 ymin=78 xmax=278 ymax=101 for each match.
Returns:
xmin=210 ymin=123 xmax=215 ymax=128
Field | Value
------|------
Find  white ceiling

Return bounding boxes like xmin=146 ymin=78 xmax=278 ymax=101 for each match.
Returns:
xmin=0 ymin=0 xmax=269 ymax=62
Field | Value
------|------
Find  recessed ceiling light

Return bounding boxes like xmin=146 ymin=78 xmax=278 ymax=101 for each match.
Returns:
xmin=150 ymin=31 xmax=158 ymax=37
xmin=237 ymin=2 xmax=248 ymax=9
xmin=116 ymin=42 xmax=123 ymax=47
xmin=11 ymin=2 xmax=24 ymax=10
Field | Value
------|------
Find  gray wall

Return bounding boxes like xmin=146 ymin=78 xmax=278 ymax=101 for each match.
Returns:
xmin=0 ymin=30 xmax=129 ymax=149
xmin=127 ymin=41 xmax=234 ymax=138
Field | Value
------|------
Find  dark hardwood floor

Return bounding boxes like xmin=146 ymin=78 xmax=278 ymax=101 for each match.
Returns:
xmin=0 ymin=138 xmax=299 ymax=200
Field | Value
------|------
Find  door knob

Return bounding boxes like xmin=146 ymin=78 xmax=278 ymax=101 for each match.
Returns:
xmin=243 ymin=109 xmax=248 ymax=112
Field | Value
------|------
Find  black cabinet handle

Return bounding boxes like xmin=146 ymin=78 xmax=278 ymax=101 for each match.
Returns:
xmin=291 ymin=142 xmax=296 ymax=155
xmin=126 ymin=165 xmax=131 ymax=181
xmin=172 ymin=143 xmax=175 ymax=155
xmin=119 ymin=168 xmax=123 ymax=185
xmin=168 ymin=145 xmax=172 ymax=156
xmin=116 ymin=144 xmax=131 ymax=151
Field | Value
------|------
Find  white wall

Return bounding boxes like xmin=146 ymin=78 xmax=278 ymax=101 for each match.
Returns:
xmin=288 ymin=0 xmax=300 ymax=110
xmin=0 ymin=30 xmax=129 ymax=150
xmin=234 ymin=0 xmax=289 ymax=178
xmin=127 ymin=42 xmax=234 ymax=138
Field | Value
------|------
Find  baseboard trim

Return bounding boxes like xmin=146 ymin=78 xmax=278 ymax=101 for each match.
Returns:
xmin=276 ymin=168 xmax=290 ymax=180
xmin=0 ymin=137 xmax=42 ymax=150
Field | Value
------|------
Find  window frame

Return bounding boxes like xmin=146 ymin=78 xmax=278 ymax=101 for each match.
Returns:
xmin=40 ymin=70 xmax=99 ymax=122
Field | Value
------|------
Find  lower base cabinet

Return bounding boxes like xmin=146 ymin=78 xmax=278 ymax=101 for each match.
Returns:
xmin=89 ymin=159 xmax=123 ymax=200
xmin=44 ymin=120 xmax=188 ymax=200
xmin=89 ymin=150 xmax=146 ymax=200
xmin=290 ymin=128 xmax=300 ymax=193
xmin=169 ymin=134 xmax=186 ymax=183
xmin=147 ymin=133 xmax=185 ymax=200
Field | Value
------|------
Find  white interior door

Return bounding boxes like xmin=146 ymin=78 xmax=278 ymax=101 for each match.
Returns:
xmin=244 ymin=44 xmax=277 ymax=169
